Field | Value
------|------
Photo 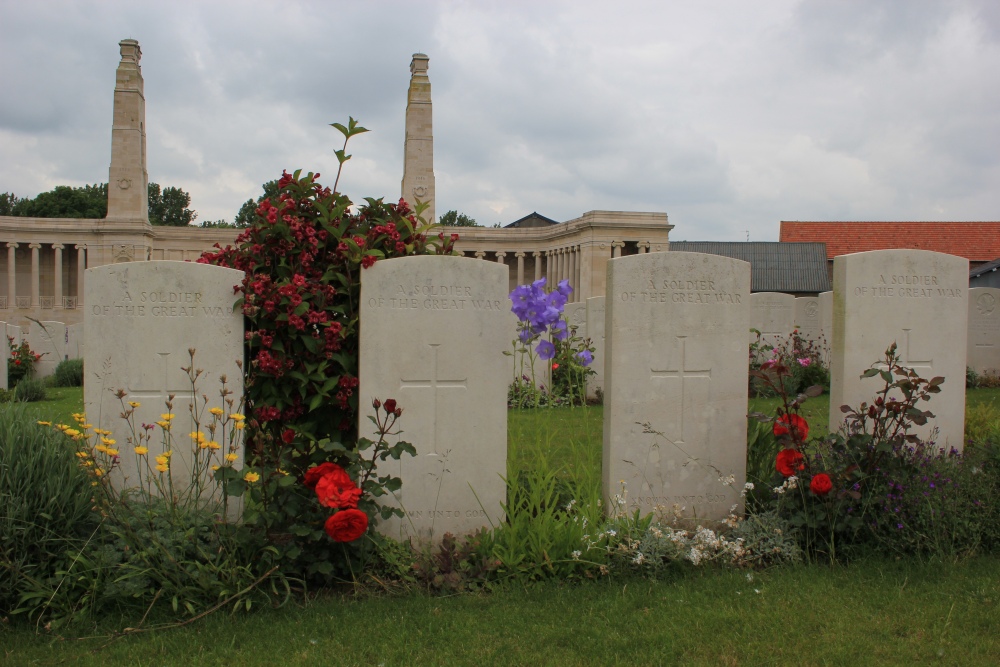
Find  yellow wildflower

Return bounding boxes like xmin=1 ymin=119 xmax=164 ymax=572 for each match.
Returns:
xmin=234 ymin=422 xmax=245 ymax=431
xmin=229 ymin=413 xmax=245 ymax=421
xmin=156 ymin=464 xmax=169 ymax=473
xmin=106 ymin=448 xmax=119 ymax=456
xmin=243 ymin=471 xmax=260 ymax=483
xmin=37 ymin=420 xmax=51 ymax=426
xmin=94 ymin=468 xmax=104 ymax=477
xmin=225 ymin=453 xmax=238 ymax=463
xmin=81 ymin=423 xmax=93 ymax=430
xmin=160 ymin=413 xmax=175 ymax=421
xmin=134 ymin=446 xmax=148 ymax=456
xmin=156 ymin=420 xmax=171 ymax=431
xmin=207 ymin=440 xmax=221 ymax=450
xmin=101 ymin=437 xmax=116 ymax=446
xmin=209 ymin=407 xmax=224 ymax=417
xmin=95 ymin=444 xmax=108 ymax=454
xmin=189 ymin=431 xmax=206 ymax=443
xmin=155 ymin=455 xmax=169 ymax=466
xmin=211 ymin=464 xmax=220 ymax=472
xmin=93 ymin=428 xmax=111 ymax=436
xmin=55 ymin=424 xmax=69 ymax=432
xmin=64 ymin=428 xmax=81 ymax=437
xmin=75 ymin=451 xmax=89 ymax=459
xmin=128 ymin=401 xmax=141 ymax=408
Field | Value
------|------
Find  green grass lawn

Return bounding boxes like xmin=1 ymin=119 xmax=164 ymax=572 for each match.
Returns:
xmin=6 ymin=387 xmax=1000 ymax=664
xmin=5 ymin=556 xmax=1000 ymax=665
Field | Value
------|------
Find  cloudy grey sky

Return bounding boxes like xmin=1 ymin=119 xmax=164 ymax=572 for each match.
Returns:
xmin=1 ymin=0 xmax=998 ymax=240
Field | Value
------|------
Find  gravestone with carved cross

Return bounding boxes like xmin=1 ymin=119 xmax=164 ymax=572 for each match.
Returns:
xmin=603 ymin=252 xmax=750 ymax=521
xmin=84 ymin=261 xmax=245 ymax=512
xmin=830 ymin=249 xmax=969 ymax=451
xmin=360 ymin=255 xmax=509 ymax=542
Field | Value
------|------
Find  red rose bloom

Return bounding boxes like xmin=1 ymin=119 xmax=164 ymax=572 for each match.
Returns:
xmin=810 ymin=473 xmax=833 ymax=496
xmin=304 ymin=462 xmax=341 ymax=489
xmin=281 ymin=428 xmax=295 ymax=444
xmin=315 ymin=467 xmax=362 ymax=509
xmin=773 ymin=414 xmax=809 ymax=441
xmin=324 ymin=508 xmax=369 ymax=542
xmin=383 ymin=398 xmax=397 ymax=414
xmin=775 ymin=448 xmax=805 ymax=477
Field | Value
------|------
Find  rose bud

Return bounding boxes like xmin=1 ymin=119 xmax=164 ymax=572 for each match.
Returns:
xmin=372 ymin=398 xmax=381 ymax=410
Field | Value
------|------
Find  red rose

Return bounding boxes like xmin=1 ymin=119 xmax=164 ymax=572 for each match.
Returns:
xmin=383 ymin=398 xmax=397 ymax=414
xmin=304 ymin=462 xmax=341 ymax=489
xmin=315 ymin=467 xmax=362 ymax=509
xmin=775 ymin=448 xmax=805 ymax=477
xmin=810 ymin=473 xmax=833 ymax=496
xmin=281 ymin=428 xmax=295 ymax=444
xmin=773 ymin=414 xmax=809 ymax=441
xmin=324 ymin=508 xmax=369 ymax=542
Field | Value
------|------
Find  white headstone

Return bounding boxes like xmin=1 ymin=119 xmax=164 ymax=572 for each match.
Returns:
xmin=749 ymin=292 xmax=795 ymax=349
xmin=66 ymin=322 xmax=85 ymax=359
xmin=84 ymin=261 xmax=245 ymax=508
xmin=29 ymin=321 xmax=67 ymax=378
xmin=360 ymin=255 xmax=509 ymax=541
xmin=564 ymin=302 xmax=587 ymax=340
xmin=830 ymin=250 xmax=968 ymax=450
xmin=795 ymin=293 xmax=832 ymax=363
xmin=603 ymin=253 xmax=750 ymax=521
xmin=585 ymin=296 xmax=606 ymax=401
xmin=968 ymin=287 xmax=1000 ymax=375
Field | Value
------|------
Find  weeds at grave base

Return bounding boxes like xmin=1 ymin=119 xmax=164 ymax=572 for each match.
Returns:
xmin=17 ymin=349 xmax=288 ymax=631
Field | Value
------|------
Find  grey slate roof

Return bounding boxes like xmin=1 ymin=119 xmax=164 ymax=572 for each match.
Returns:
xmin=971 ymin=257 xmax=1000 ymax=278
xmin=669 ymin=241 xmax=831 ymax=293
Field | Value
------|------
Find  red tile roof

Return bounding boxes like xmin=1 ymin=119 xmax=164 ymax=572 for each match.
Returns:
xmin=779 ymin=222 xmax=1000 ymax=261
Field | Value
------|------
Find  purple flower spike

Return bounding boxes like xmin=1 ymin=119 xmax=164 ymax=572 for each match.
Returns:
xmin=537 ymin=339 xmax=556 ymax=360
xmin=576 ymin=349 xmax=594 ymax=367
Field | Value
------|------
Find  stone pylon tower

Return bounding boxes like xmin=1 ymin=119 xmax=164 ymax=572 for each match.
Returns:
xmin=401 ymin=53 xmax=435 ymax=223
xmin=106 ymin=39 xmax=149 ymax=224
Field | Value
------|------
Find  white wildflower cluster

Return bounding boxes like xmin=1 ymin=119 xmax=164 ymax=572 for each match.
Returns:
xmin=718 ymin=474 xmax=736 ymax=487
xmin=741 ymin=482 xmax=755 ymax=497
xmin=772 ymin=475 xmax=799 ymax=495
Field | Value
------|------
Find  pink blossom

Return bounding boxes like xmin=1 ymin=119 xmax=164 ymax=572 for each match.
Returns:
xmin=797 ymin=358 xmax=811 ymax=367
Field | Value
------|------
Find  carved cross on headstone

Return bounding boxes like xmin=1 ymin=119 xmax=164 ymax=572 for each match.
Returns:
xmin=879 ymin=328 xmax=934 ymax=376
xmin=125 ymin=351 xmax=190 ymax=411
xmin=650 ymin=336 xmax=711 ymax=444
xmin=400 ymin=343 xmax=468 ymax=454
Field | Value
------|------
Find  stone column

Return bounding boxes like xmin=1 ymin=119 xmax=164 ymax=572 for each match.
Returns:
xmin=515 ymin=251 xmax=525 ymax=285
xmin=495 ymin=251 xmax=507 ymax=264
xmin=6 ymin=243 xmax=16 ymax=308
xmin=75 ymin=245 xmax=86 ymax=305
xmin=638 ymin=242 xmax=649 ymax=254
xmin=29 ymin=243 xmax=41 ymax=307
xmin=53 ymin=243 xmax=64 ymax=309
xmin=546 ymin=250 xmax=553 ymax=285
xmin=612 ymin=241 xmax=624 ymax=258
xmin=474 ymin=250 xmax=486 ymax=260
xmin=533 ymin=251 xmax=542 ymax=282
xmin=569 ymin=246 xmax=578 ymax=299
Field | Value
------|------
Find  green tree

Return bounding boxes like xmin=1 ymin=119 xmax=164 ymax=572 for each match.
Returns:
xmin=199 ymin=219 xmax=236 ymax=228
xmin=148 ymin=183 xmax=197 ymax=226
xmin=4 ymin=182 xmax=197 ymax=224
xmin=13 ymin=184 xmax=108 ymax=218
xmin=0 ymin=192 xmax=25 ymax=216
xmin=234 ymin=179 xmax=280 ymax=228
xmin=438 ymin=209 xmax=479 ymax=227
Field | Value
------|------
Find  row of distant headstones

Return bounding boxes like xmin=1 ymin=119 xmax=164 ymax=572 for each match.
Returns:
xmin=540 ymin=285 xmax=1000 ymax=402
